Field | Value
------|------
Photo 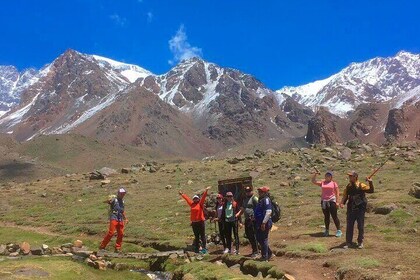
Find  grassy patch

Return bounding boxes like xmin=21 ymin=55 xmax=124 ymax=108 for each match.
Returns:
xmin=287 ymin=242 xmax=328 ymax=254
xmin=355 ymin=257 xmax=382 ymax=268
xmin=387 ymin=209 xmax=412 ymax=226
xmin=173 ymin=262 xmax=252 ymax=280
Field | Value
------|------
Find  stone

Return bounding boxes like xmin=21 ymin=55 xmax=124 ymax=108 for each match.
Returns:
xmin=98 ymin=167 xmax=118 ymax=177
xmin=408 ymin=185 xmax=420 ymax=199
xmin=9 ymin=252 xmax=19 ymax=257
xmin=94 ymin=260 xmax=107 ymax=270
xmin=61 ymin=243 xmax=73 ymax=249
xmin=187 ymin=180 xmax=193 ymax=185
xmin=321 ymin=147 xmax=336 ymax=154
xmin=85 ymin=258 xmax=96 ymax=268
xmin=215 ymin=260 xmax=224 ymax=266
xmin=89 ymin=254 xmax=98 ymax=261
xmin=149 ymin=166 xmax=157 ymax=173
xmin=40 ymin=193 xmax=47 ymax=198
xmin=30 ymin=247 xmax=43 ymax=255
xmin=279 ymin=182 xmax=289 ymax=187
xmin=284 ymin=274 xmax=296 ymax=280
xmin=254 ymin=150 xmax=265 ymax=158
xmin=121 ymin=168 xmax=130 ymax=174
xmin=20 ymin=242 xmax=30 ymax=255
xmin=257 ymin=272 xmax=264 ymax=278
xmin=50 ymin=247 xmax=63 ymax=255
xmin=165 ymin=185 xmax=172 ymax=190
xmin=101 ymin=179 xmax=111 ymax=186
xmin=0 ymin=244 xmax=6 ymax=255
xmin=340 ymin=147 xmax=352 ymax=160
xmin=42 ymin=244 xmax=49 ymax=251
xmin=269 ymin=171 xmax=276 ymax=176
xmin=73 ymin=240 xmax=83 ymax=248
xmin=7 ymin=244 xmax=19 ymax=253
xmin=227 ymin=158 xmax=239 ymax=164
xmin=362 ymin=144 xmax=373 ymax=153
xmin=373 ymin=204 xmax=398 ymax=215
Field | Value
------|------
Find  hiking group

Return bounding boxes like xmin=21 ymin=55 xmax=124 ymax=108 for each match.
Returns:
xmin=98 ymin=169 xmax=374 ymax=260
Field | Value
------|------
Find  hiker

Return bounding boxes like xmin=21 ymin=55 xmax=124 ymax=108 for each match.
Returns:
xmin=221 ymin=192 xmax=240 ymax=254
xmin=311 ymin=171 xmax=342 ymax=237
xmin=236 ymin=186 xmax=259 ymax=258
xmin=99 ymin=187 xmax=128 ymax=253
xmin=340 ymin=171 xmax=374 ymax=249
xmin=179 ymin=186 xmax=211 ymax=254
xmin=213 ymin=193 xmax=227 ymax=251
xmin=255 ymin=186 xmax=273 ymax=261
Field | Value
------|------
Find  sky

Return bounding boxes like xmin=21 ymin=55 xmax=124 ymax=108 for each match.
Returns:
xmin=1 ymin=0 xmax=419 ymax=89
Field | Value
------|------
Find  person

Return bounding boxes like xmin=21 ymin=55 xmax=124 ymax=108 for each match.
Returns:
xmin=213 ymin=193 xmax=227 ymax=252
xmin=99 ymin=187 xmax=128 ymax=253
xmin=236 ymin=186 xmax=259 ymax=258
xmin=179 ymin=186 xmax=211 ymax=254
xmin=311 ymin=171 xmax=342 ymax=237
xmin=221 ymin=192 xmax=240 ymax=254
xmin=340 ymin=171 xmax=374 ymax=249
xmin=254 ymin=186 xmax=273 ymax=261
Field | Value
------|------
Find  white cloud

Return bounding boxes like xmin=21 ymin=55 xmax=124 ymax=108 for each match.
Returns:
xmin=109 ymin=14 xmax=127 ymax=27
xmin=168 ymin=24 xmax=202 ymax=65
xmin=147 ymin=11 xmax=153 ymax=23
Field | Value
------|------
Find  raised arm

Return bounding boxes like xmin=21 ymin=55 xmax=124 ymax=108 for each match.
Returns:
xmin=179 ymin=191 xmax=193 ymax=206
xmin=199 ymin=186 xmax=211 ymax=206
xmin=311 ymin=173 xmax=322 ymax=187
xmin=362 ymin=178 xmax=374 ymax=193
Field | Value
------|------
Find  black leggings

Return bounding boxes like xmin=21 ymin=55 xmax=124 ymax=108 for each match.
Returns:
xmin=224 ymin=221 xmax=239 ymax=251
xmin=191 ymin=221 xmax=206 ymax=251
xmin=321 ymin=201 xmax=341 ymax=231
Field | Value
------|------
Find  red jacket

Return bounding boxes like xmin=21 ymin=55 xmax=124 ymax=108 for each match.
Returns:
xmin=181 ymin=190 xmax=208 ymax=222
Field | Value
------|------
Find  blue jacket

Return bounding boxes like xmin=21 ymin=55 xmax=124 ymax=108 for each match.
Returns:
xmin=254 ymin=196 xmax=272 ymax=228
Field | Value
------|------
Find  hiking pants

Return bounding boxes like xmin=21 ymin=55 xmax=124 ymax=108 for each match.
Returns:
xmin=100 ymin=220 xmax=124 ymax=250
xmin=218 ymin=221 xmax=227 ymax=249
xmin=346 ymin=206 xmax=365 ymax=244
xmin=256 ymin=225 xmax=272 ymax=260
xmin=321 ymin=201 xmax=341 ymax=231
xmin=224 ymin=221 xmax=239 ymax=252
xmin=191 ymin=221 xmax=206 ymax=252
xmin=245 ymin=219 xmax=258 ymax=254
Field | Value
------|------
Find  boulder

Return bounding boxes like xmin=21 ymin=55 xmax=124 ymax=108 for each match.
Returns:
xmin=254 ymin=150 xmax=265 ymax=158
xmin=0 ymin=244 xmax=6 ymax=255
xmin=7 ymin=244 xmax=19 ymax=253
xmin=20 ymin=242 xmax=30 ymax=255
xmin=279 ymin=182 xmax=289 ymax=187
xmin=373 ymin=204 xmax=398 ymax=215
xmin=50 ymin=247 xmax=63 ymax=255
xmin=227 ymin=158 xmax=240 ymax=164
xmin=85 ymin=258 xmax=96 ymax=268
xmin=409 ymin=185 xmax=420 ymax=199
xmin=321 ymin=147 xmax=336 ymax=154
xmin=121 ymin=168 xmax=130 ymax=174
xmin=101 ymin=179 xmax=111 ymax=186
xmin=340 ymin=147 xmax=352 ymax=160
xmin=361 ymin=144 xmax=373 ymax=153
xmin=30 ymin=247 xmax=43 ymax=255
xmin=98 ymin=167 xmax=118 ymax=177
xmin=9 ymin=252 xmax=19 ymax=257
xmin=94 ymin=260 xmax=107 ymax=270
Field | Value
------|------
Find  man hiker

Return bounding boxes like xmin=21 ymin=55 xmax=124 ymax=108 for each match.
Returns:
xmin=312 ymin=171 xmax=342 ymax=237
xmin=340 ymin=171 xmax=374 ymax=249
xmin=255 ymin=186 xmax=273 ymax=261
xmin=221 ymin=192 xmax=240 ymax=254
xmin=213 ymin=193 xmax=227 ymax=252
xmin=99 ymin=187 xmax=128 ymax=253
xmin=179 ymin=186 xmax=211 ymax=254
xmin=236 ymin=186 xmax=259 ymax=258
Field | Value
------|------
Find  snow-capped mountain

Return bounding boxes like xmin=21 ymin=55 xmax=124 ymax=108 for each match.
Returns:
xmin=0 ymin=66 xmax=39 ymax=116
xmin=278 ymin=51 xmax=420 ymax=116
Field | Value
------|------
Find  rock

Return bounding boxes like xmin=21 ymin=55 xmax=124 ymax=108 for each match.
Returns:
xmin=94 ymin=260 xmax=107 ymax=270
xmin=340 ymin=147 xmax=352 ymax=160
xmin=361 ymin=144 xmax=373 ymax=152
xmin=20 ymin=242 xmax=30 ymax=255
xmin=0 ymin=244 xmax=6 ymax=255
xmin=257 ymin=272 xmax=264 ymax=278
xmin=85 ymin=258 xmax=96 ymax=267
xmin=42 ymin=244 xmax=49 ymax=251
xmin=89 ymin=171 xmax=105 ymax=180
xmin=254 ymin=150 xmax=265 ymax=158
xmin=149 ymin=166 xmax=157 ymax=173
xmin=373 ymin=204 xmax=398 ymax=215
xmin=30 ymin=247 xmax=43 ymax=255
xmin=269 ymin=171 xmax=276 ymax=176
xmin=61 ymin=243 xmax=73 ymax=249
xmin=40 ymin=193 xmax=47 ymax=198
xmin=89 ymin=254 xmax=98 ymax=261
xmin=165 ymin=185 xmax=172 ymax=190
xmin=346 ymin=139 xmax=360 ymax=149
xmin=7 ymin=244 xmax=19 ymax=253
xmin=98 ymin=167 xmax=118 ymax=177
xmin=51 ymin=247 xmax=63 ymax=255
xmin=279 ymin=182 xmax=289 ymax=187
xmin=101 ymin=179 xmax=111 ymax=186
xmin=321 ymin=147 xmax=336 ymax=154
xmin=187 ymin=180 xmax=193 ymax=185
xmin=227 ymin=158 xmax=240 ymax=164
xmin=284 ymin=274 xmax=296 ymax=280
xmin=121 ymin=168 xmax=130 ymax=174
xmin=73 ymin=240 xmax=83 ymax=248
xmin=182 ymin=273 xmax=195 ymax=280
xmin=266 ymin=148 xmax=276 ymax=155
xmin=409 ymin=185 xmax=420 ymax=199
xmin=215 ymin=260 xmax=224 ymax=266
xmin=9 ymin=252 xmax=19 ymax=257
xmin=293 ymin=176 xmax=301 ymax=181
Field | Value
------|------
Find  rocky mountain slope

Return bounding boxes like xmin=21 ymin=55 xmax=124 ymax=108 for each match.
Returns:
xmin=0 ymin=50 xmax=311 ymax=157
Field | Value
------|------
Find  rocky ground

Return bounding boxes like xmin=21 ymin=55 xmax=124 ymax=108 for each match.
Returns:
xmin=0 ymin=140 xmax=419 ymax=279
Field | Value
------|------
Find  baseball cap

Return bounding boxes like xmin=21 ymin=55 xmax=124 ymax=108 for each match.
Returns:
xmin=226 ymin=192 xmax=233 ymax=197
xmin=325 ymin=171 xmax=333 ymax=176
xmin=245 ymin=186 xmax=252 ymax=192
xmin=347 ymin=171 xmax=358 ymax=177
xmin=192 ymin=195 xmax=200 ymax=200
xmin=118 ymin=187 xmax=127 ymax=193
xmin=257 ymin=186 xmax=270 ymax=192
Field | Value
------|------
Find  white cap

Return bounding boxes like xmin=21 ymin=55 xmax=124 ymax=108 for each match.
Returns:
xmin=118 ymin=187 xmax=127 ymax=193
xmin=192 ymin=195 xmax=199 ymax=200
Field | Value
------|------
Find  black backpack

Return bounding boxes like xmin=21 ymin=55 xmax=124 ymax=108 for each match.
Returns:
xmin=269 ymin=195 xmax=281 ymax=223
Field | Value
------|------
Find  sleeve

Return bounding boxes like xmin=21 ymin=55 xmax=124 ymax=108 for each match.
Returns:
xmin=199 ymin=190 xmax=208 ymax=206
xmin=360 ymin=182 xmax=374 ymax=193
xmin=342 ymin=184 xmax=348 ymax=198
xmin=181 ymin=194 xmax=193 ymax=206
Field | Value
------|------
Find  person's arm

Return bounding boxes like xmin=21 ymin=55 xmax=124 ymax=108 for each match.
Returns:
xmin=334 ymin=182 xmax=340 ymax=206
xmin=179 ymin=191 xmax=193 ymax=206
xmin=362 ymin=178 xmax=374 ymax=193
xmin=261 ymin=198 xmax=272 ymax=231
xmin=199 ymin=187 xmax=210 ymax=206
xmin=340 ymin=185 xmax=348 ymax=207
xmin=311 ymin=173 xmax=322 ymax=187
xmin=236 ymin=207 xmax=244 ymax=218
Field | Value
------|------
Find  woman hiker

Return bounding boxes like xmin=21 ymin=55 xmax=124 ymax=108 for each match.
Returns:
xmin=179 ymin=186 xmax=211 ymax=254
xmin=99 ymin=187 xmax=128 ymax=253
xmin=213 ymin=193 xmax=227 ymax=252
xmin=340 ymin=171 xmax=374 ymax=249
xmin=221 ymin=192 xmax=240 ymax=254
xmin=312 ymin=171 xmax=342 ymax=237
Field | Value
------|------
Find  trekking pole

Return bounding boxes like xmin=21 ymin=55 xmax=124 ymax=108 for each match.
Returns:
xmin=313 ymin=166 xmax=321 ymax=175
xmin=367 ymin=157 xmax=389 ymax=180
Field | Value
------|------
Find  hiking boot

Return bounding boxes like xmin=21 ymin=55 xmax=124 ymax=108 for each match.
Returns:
xmin=323 ymin=230 xmax=329 ymax=237
xmin=335 ymin=230 xmax=342 ymax=237
xmin=357 ymin=243 xmax=364 ymax=249
xmin=250 ymin=253 xmax=259 ymax=259
xmin=223 ymin=248 xmax=229 ymax=254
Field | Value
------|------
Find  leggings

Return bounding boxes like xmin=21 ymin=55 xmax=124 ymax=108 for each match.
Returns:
xmin=321 ymin=201 xmax=341 ymax=231
xmin=224 ymin=221 xmax=239 ymax=251
xmin=191 ymin=221 xmax=206 ymax=252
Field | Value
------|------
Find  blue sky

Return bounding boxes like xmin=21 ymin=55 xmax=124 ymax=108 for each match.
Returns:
xmin=1 ymin=0 xmax=419 ymax=89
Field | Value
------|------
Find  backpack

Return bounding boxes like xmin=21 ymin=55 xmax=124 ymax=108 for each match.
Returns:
xmin=269 ymin=195 xmax=281 ymax=223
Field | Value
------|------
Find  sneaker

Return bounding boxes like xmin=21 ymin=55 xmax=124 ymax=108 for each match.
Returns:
xmin=335 ymin=230 xmax=342 ymax=237
xmin=230 ymin=249 xmax=236 ymax=254
xmin=114 ymin=248 xmax=122 ymax=253
xmin=323 ymin=230 xmax=329 ymax=237
xmin=223 ymin=248 xmax=229 ymax=254
xmin=200 ymin=248 xmax=208 ymax=254
xmin=343 ymin=243 xmax=351 ymax=249
xmin=250 ymin=253 xmax=259 ymax=259
xmin=357 ymin=243 xmax=364 ymax=249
